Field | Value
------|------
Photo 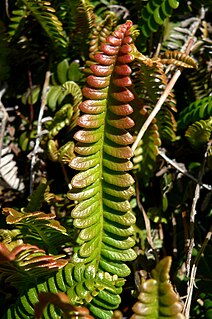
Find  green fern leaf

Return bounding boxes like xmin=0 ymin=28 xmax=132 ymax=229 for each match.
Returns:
xmin=133 ymin=56 xmax=177 ymax=141
xmin=68 ymin=20 xmax=137 ymax=279
xmin=22 ymin=0 xmax=67 ymax=48
xmin=131 ymin=257 xmax=185 ymax=319
xmin=178 ymin=96 xmax=212 ymax=130
xmin=2 ymin=208 xmax=70 ymax=253
xmin=0 ymin=243 xmax=67 ymax=293
xmin=138 ymin=0 xmax=179 ymax=51
xmin=133 ymin=121 xmax=161 ymax=185
xmin=185 ymin=118 xmax=212 ymax=148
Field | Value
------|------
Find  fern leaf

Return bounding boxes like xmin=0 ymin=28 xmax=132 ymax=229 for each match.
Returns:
xmin=131 ymin=257 xmax=185 ymax=319
xmin=8 ymin=6 xmax=28 ymax=40
xmin=138 ymin=0 xmax=179 ymax=51
xmin=68 ymin=20 xmax=137 ymax=278
xmin=34 ymin=292 xmax=94 ymax=319
xmin=66 ymin=20 xmax=138 ymax=318
xmin=6 ymin=263 xmax=124 ymax=319
xmin=0 ymin=243 xmax=68 ymax=293
xmin=159 ymin=50 xmax=197 ymax=69
xmin=4 ymin=20 xmax=138 ymax=319
xmin=133 ymin=56 xmax=177 ymax=141
xmin=69 ymin=0 xmax=96 ymax=54
xmin=178 ymin=96 xmax=212 ymax=130
xmin=2 ymin=208 xmax=70 ymax=252
xmin=46 ymin=81 xmax=82 ymax=137
xmin=22 ymin=0 xmax=67 ymax=48
xmin=185 ymin=118 xmax=212 ymax=148
xmin=133 ymin=121 xmax=161 ymax=186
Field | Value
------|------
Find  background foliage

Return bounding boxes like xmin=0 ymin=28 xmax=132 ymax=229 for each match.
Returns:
xmin=0 ymin=0 xmax=211 ymax=319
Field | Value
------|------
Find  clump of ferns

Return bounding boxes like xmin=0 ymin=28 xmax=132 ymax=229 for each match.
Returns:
xmin=162 ymin=9 xmax=212 ymax=100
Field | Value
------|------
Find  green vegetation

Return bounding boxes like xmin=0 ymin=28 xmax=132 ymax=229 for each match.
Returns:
xmin=0 ymin=1 xmax=211 ymax=319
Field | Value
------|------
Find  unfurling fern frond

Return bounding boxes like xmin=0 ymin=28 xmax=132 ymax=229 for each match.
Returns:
xmin=178 ymin=96 xmax=212 ymax=130
xmin=131 ymin=257 xmax=185 ymax=319
xmin=185 ymin=118 xmax=212 ymax=148
xmin=159 ymin=50 xmax=197 ymax=69
xmin=138 ymin=0 xmax=179 ymax=51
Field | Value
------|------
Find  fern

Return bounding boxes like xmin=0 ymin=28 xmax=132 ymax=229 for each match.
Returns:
xmin=0 ymin=146 xmax=25 ymax=191
xmin=22 ymin=0 xmax=67 ymax=48
xmin=68 ymin=20 xmax=137 ymax=276
xmin=132 ymin=54 xmax=177 ymax=141
xmin=162 ymin=17 xmax=201 ymax=51
xmin=185 ymin=118 xmax=212 ymax=148
xmin=4 ymin=20 xmax=138 ymax=319
xmin=0 ymin=242 xmax=68 ymax=293
xmin=131 ymin=257 xmax=185 ymax=319
xmin=159 ymin=50 xmax=197 ymax=69
xmin=34 ymin=292 xmax=94 ymax=319
xmin=178 ymin=96 xmax=212 ymax=130
xmin=5 ymin=263 xmax=124 ymax=319
xmin=2 ymin=207 xmax=70 ymax=253
xmin=133 ymin=121 xmax=161 ymax=186
xmin=138 ymin=0 xmax=179 ymax=51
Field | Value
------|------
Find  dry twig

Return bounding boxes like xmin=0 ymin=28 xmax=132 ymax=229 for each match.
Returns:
xmin=30 ymin=71 xmax=51 ymax=193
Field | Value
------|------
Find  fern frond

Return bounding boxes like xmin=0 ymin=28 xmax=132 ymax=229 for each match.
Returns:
xmin=34 ymin=292 xmax=94 ymax=319
xmin=64 ymin=20 xmax=138 ymax=318
xmin=68 ymin=21 xmax=137 ymax=278
xmin=8 ymin=6 xmax=28 ymax=40
xmin=178 ymin=96 xmax=212 ymax=130
xmin=46 ymin=80 xmax=82 ymax=137
xmin=69 ymin=0 xmax=96 ymax=54
xmin=185 ymin=118 xmax=212 ymax=148
xmin=133 ymin=55 xmax=177 ymax=141
xmin=88 ymin=13 xmax=117 ymax=61
xmin=22 ymin=0 xmax=67 ymax=48
xmin=159 ymin=50 xmax=197 ymax=69
xmin=186 ymin=56 xmax=212 ymax=100
xmin=0 ymin=243 xmax=68 ymax=292
xmin=131 ymin=257 xmax=185 ymax=319
xmin=138 ymin=0 xmax=179 ymax=51
xmin=6 ymin=263 xmax=124 ymax=319
xmin=133 ymin=120 xmax=161 ymax=186
xmin=2 ymin=208 xmax=70 ymax=252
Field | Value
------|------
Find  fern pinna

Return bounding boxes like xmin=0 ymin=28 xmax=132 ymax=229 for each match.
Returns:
xmin=5 ymin=21 xmax=137 ymax=319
